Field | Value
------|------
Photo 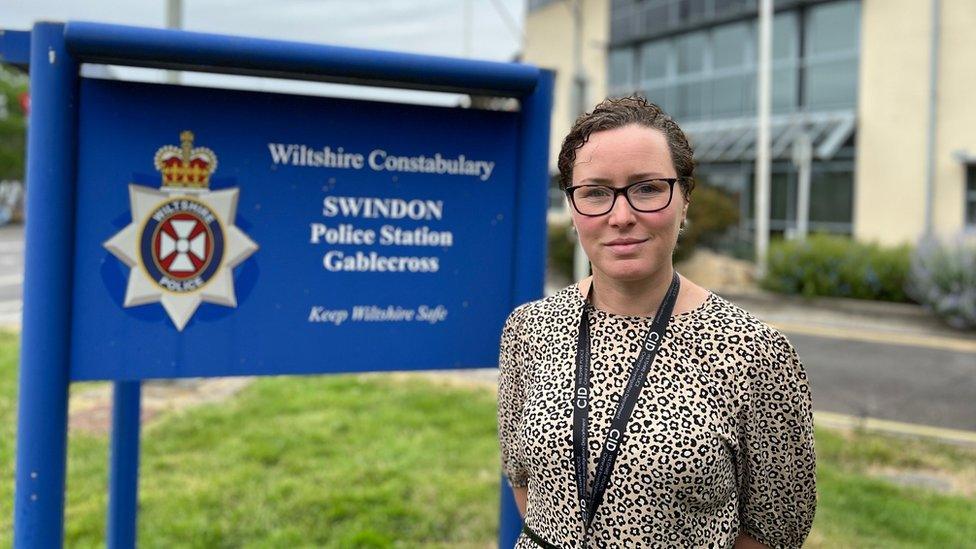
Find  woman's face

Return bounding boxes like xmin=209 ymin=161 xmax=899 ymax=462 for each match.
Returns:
xmin=569 ymin=124 xmax=688 ymax=283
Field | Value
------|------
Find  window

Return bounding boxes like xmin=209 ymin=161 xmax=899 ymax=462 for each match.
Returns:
xmin=804 ymin=0 xmax=860 ymax=109
xmin=675 ymin=81 xmax=707 ymax=119
xmin=672 ymin=32 xmax=708 ymax=119
xmin=638 ymin=1 xmax=673 ymax=37
xmin=772 ymin=12 xmax=798 ymax=113
xmin=770 ymin=171 xmax=793 ymax=228
xmin=773 ymin=12 xmax=798 ymax=60
xmin=640 ymin=41 xmax=670 ymax=82
xmin=608 ymin=48 xmax=636 ymax=93
xmin=714 ymin=0 xmax=755 ymax=18
xmin=809 ymin=168 xmax=854 ymax=227
xmin=711 ymin=74 xmax=748 ymax=117
xmin=640 ymin=40 xmax=673 ymax=113
xmin=805 ymin=59 xmax=859 ymax=109
xmin=676 ymin=0 xmax=709 ymax=24
xmin=610 ymin=1 xmax=643 ymax=45
xmin=676 ymin=32 xmax=706 ymax=74
xmin=743 ymin=164 xmax=854 ymax=234
xmin=711 ymin=22 xmax=753 ymax=118
xmin=806 ymin=1 xmax=860 ymax=55
xmin=712 ymin=23 xmax=751 ymax=70
xmin=643 ymin=84 xmax=674 ymax=113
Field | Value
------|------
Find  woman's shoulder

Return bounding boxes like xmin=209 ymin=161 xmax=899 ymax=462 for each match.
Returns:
xmin=696 ymin=292 xmax=798 ymax=352
xmin=503 ymin=283 xmax=584 ymax=332
xmin=701 ymin=292 xmax=770 ymax=327
xmin=682 ymin=293 xmax=808 ymax=401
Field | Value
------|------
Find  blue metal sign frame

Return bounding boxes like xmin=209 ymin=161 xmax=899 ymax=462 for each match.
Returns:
xmin=11 ymin=21 xmax=551 ymax=548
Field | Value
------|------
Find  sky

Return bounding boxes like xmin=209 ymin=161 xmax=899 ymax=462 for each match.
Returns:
xmin=4 ymin=0 xmax=527 ymax=105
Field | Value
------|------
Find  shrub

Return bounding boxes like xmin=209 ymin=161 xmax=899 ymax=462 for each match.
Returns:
xmin=0 ymin=67 xmax=29 ymax=182
xmin=762 ymin=234 xmax=912 ymax=302
xmin=906 ymin=233 xmax=976 ymax=330
xmin=675 ymin=183 xmax=739 ymax=262
xmin=547 ymin=221 xmax=576 ymax=282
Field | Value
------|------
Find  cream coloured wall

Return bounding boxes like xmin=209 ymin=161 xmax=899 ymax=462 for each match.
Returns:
xmin=853 ymin=0 xmax=931 ymax=245
xmin=523 ymin=0 xmax=608 ymax=173
xmin=932 ymin=0 xmax=976 ymax=237
xmin=855 ymin=0 xmax=976 ymax=245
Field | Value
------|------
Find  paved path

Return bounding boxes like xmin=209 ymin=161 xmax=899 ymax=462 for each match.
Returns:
xmin=0 ymin=224 xmax=24 ymax=328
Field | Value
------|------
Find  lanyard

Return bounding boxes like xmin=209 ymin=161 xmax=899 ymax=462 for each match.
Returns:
xmin=573 ymin=271 xmax=680 ymax=537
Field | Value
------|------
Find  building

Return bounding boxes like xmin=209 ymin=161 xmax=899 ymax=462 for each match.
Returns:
xmin=524 ymin=0 xmax=976 ymax=246
xmin=524 ymin=0 xmax=609 ymax=223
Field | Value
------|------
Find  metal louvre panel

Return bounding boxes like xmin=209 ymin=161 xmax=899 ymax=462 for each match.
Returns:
xmin=683 ymin=110 xmax=855 ymax=163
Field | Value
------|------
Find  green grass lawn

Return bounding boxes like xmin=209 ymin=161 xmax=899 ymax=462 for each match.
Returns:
xmin=2 ymin=331 xmax=975 ymax=547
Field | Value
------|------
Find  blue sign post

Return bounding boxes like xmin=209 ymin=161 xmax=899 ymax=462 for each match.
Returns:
xmin=10 ymin=22 xmax=551 ymax=548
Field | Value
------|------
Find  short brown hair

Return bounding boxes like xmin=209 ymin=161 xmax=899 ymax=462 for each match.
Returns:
xmin=557 ymin=96 xmax=696 ymax=201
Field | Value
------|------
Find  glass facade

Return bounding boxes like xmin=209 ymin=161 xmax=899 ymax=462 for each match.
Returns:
xmin=735 ymin=160 xmax=854 ymax=234
xmin=611 ymin=0 xmax=760 ymax=45
xmin=609 ymin=1 xmax=859 ymax=120
xmin=608 ymin=0 xmax=860 ymax=236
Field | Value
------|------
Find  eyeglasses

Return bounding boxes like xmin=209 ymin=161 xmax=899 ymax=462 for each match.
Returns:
xmin=565 ymin=179 xmax=679 ymax=217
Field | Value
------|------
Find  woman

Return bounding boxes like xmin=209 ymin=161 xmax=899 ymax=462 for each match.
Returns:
xmin=497 ymin=96 xmax=816 ymax=548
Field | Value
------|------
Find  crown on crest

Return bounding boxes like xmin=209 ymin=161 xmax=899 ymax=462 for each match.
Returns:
xmin=154 ymin=130 xmax=218 ymax=189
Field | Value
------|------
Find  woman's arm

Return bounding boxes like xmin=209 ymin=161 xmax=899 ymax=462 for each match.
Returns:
xmin=513 ymin=486 xmax=528 ymax=518
xmin=735 ymin=328 xmax=817 ymax=547
xmin=498 ymin=306 xmax=531 ymax=519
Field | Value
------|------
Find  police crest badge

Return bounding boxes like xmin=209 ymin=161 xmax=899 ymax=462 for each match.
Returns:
xmin=104 ymin=131 xmax=258 ymax=331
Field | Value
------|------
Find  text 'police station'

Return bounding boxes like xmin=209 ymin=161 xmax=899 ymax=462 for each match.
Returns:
xmin=308 ymin=194 xmax=454 ymax=273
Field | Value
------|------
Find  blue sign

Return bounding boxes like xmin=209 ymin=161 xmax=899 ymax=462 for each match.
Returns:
xmin=12 ymin=21 xmax=551 ymax=549
xmin=73 ymin=79 xmax=519 ymax=381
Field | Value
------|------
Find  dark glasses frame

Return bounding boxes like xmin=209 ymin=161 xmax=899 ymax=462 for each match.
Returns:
xmin=564 ymin=178 xmax=682 ymax=217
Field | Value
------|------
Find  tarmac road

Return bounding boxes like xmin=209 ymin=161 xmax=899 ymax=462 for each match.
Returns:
xmin=790 ymin=332 xmax=976 ymax=432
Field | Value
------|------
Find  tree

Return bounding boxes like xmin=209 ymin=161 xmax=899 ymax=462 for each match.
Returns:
xmin=0 ymin=65 xmax=28 ymax=181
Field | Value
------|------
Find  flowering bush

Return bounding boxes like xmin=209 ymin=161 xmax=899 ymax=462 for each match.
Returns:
xmin=907 ymin=233 xmax=976 ymax=330
xmin=762 ymin=234 xmax=912 ymax=302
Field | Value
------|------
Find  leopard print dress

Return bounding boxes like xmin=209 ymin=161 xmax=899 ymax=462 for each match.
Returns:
xmin=497 ymin=283 xmax=817 ymax=548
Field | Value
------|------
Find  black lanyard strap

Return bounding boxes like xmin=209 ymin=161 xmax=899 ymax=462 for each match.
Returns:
xmin=573 ymin=271 xmax=680 ymax=533
xmin=522 ymin=524 xmax=562 ymax=549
